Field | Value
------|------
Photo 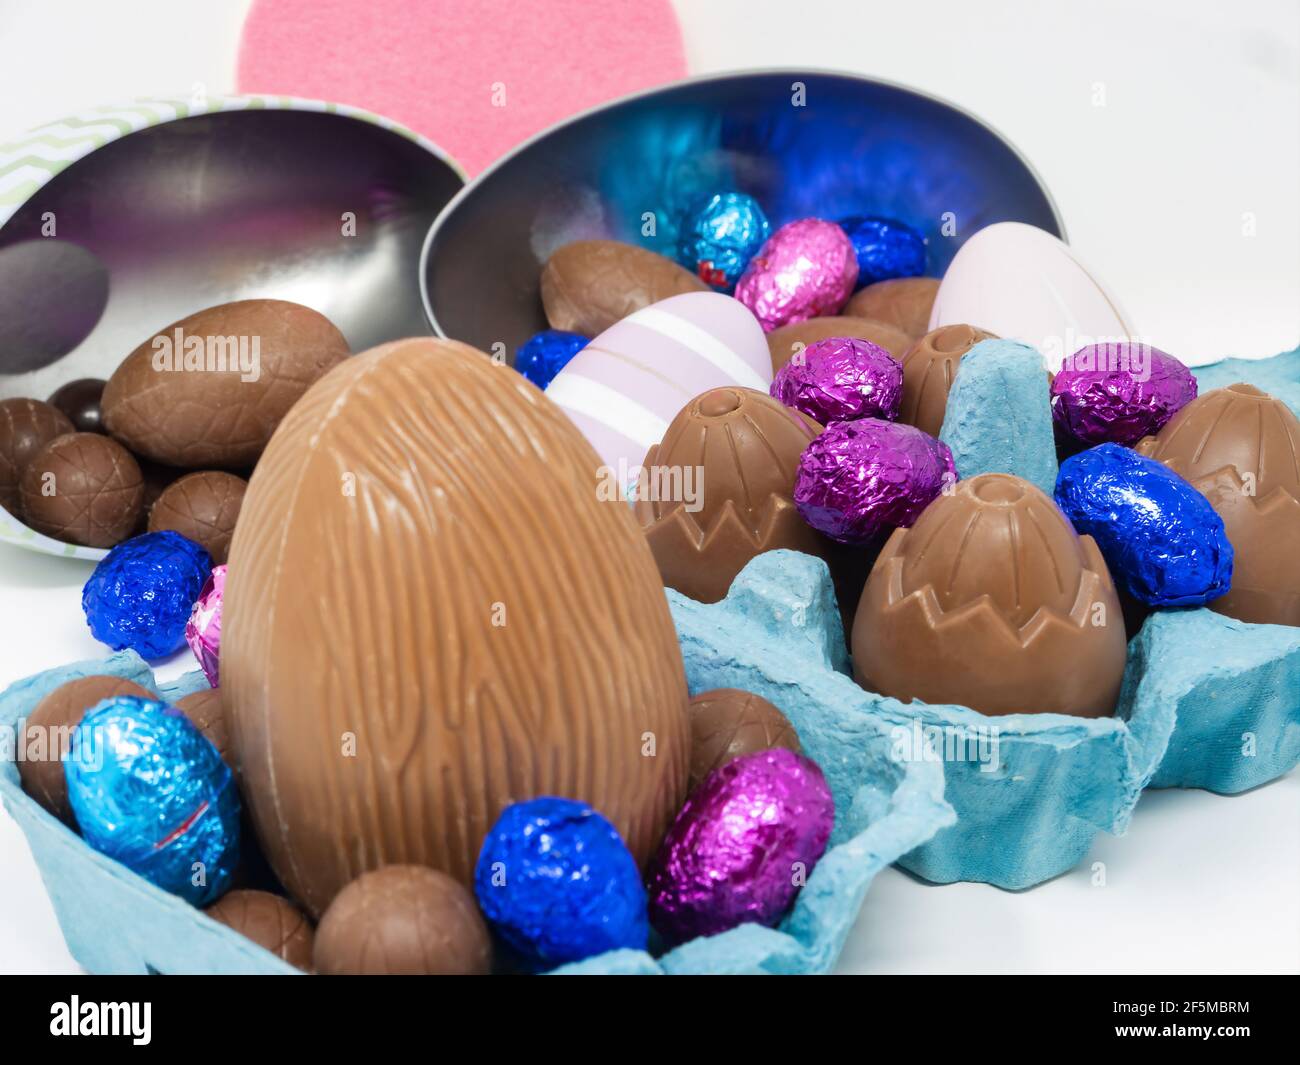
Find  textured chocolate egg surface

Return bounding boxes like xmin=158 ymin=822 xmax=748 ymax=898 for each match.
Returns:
xmin=148 ymin=470 xmax=247 ymax=565
xmin=224 ymin=338 xmax=690 ymax=916
xmin=540 ymin=240 xmax=708 ymax=337
xmin=205 ymin=889 xmax=314 ymax=971
xmin=633 ymin=387 xmax=828 ymax=603
xmin=687 ymin=688 xmax=802 ymax=793
xmin=102 ymin=300 xmax=350 ymax=469
xmin=1136 ymin=383 xmax=1300 ymax=626
xmin=0 ymin=397 xmax=74 ymax=515
xmin=19 ymin=432 xmax=143 ymax=547
xmin=853 ymin=473 xmax=1126 ymax=717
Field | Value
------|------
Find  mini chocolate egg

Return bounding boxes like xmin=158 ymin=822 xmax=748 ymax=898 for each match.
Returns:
xmin=633 ymin=386 xmax=830 ymax=603
xmin=102 ymin=299 xmax=350 ymax=468
xmin=854 ymin=473 xmax=1127 ymax=717
xmin=148 ymin=470 xmax=247 ymax=565
xmin=845 ymin=277 xmax=940 ymax=340
xmin=205 ymin=889 xmax=314 ymax=971
xmin=687 ymin=689 xmax=801 ymax=793
xmin=899 ymin=324 xmax=998 ymax=437
xmin=540 ymin=239 xmax=708 ymax=336
xmin=314 ymin=866 xmax=491 ymax=975
xmin=929 ymin=223 xmax=1134 ymax=371
xmin=545 ymin=291 xmax=772 ymax=475
xmin=1136 ymin=383 xmax=1300 ymax=626
xmin=20 ymin=432 xmax=143 ymax=547
xmin=17 ymin=674 xmax=153 ymax=823
xmin=0 ymin=397 xmax=74 ymax=515
xmin=47 ymin=378 xmax=107 ymax=434
xmin=176 ymin=688 xmax=230 ymax=769
xmin=767 ymin=316 xmax=912 ymax=374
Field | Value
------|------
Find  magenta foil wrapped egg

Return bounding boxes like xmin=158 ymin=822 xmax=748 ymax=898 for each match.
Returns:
xmin=647 ymin=748 xmax=834 ymax=947
xmin=734 ymin=219 xmax=858 ymax=332
xmin=1051 ymin=343 xmax=1198 ymax=446
xmin=795 ymin=419 xmax=956 ymax=546
xmin=185 ymin=564 xmax=225 ymax=687
xmin=770 ymin=336 xmax=903 ymax=425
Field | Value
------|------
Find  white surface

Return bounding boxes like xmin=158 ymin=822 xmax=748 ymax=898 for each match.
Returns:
xmin=0 ymin=0 xmax=1297 ymax=976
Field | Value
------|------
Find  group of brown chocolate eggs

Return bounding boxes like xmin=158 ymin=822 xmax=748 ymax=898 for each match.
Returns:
xmin=0 ymin=299 xmax=347 ymax=562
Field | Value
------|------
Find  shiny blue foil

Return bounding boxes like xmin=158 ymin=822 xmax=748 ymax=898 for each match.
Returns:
xmin=66 ymin=695 xmax=239 ymax=906
xmin=839 ymin=215 xmax=927 ymax=287
xmin=515 ymin=329 xmax=588 ymax=390
xmin=82 ymin=532 xmax=213 ymax=660
xmin=1055 ymin=443 xmax=1233 ymax=607
xmin=474 ymin=796 xmax=647 ymax=969
xmin=678 ymin=191 xmax=770 ymax=290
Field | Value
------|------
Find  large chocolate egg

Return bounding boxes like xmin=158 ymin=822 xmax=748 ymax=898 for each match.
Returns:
xmin=1136 ymin=383 xmax=1300 ymax=626
xmin=633 ymin=387 xmax=829 ymax=603
xmin=224 ymin=338 xmax=689 ymax=916
xmin=102 ymin=300 xmax=349 ymax=468
xmin=853 ymin=473 xmax=1126 ymax=717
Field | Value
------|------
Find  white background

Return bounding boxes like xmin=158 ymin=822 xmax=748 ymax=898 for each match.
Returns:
xmin=0 ymin=0 xmax=1297 ymax=975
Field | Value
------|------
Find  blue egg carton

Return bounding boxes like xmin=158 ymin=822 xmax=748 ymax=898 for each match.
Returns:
xmin=0 ymin=610 xmax=953 ymax=975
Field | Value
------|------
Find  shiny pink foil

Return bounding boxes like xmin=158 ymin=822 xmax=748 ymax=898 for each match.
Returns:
xmin=734 ymin=219 xmax=857 ymax=332
xmin=771 ymin=335 xmax=903 ymax=424
xmin=184 ymin=564 xmax=225 ymax=688
xmin=794 ymin=419 xmax=955 ymax=545
xmin=647 ymin=748 xmax=834 ymax=947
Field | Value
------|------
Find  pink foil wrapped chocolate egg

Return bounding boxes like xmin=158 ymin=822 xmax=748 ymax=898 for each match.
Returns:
xmin=735 ymin=219 xmax=858 ymax=332
xmin=647 ymin=747 xmax=834 ymax=947
xmin=185 ymin=564 xmax=225 ymax=687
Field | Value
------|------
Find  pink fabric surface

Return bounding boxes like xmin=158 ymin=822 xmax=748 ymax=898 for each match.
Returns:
xmin=237 ymin=0 xmax=687 ymax=175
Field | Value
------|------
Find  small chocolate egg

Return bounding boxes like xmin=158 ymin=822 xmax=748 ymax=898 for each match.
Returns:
xmin=854 ymin=473 xmax=1127 ymax=717
xmin=540 ymin=240 xmax=708 ymax=337
xmin=47 ymin=378 xmax=107 ymax=434
xmin=899 ymin=324 xmax=998 ymax=437
xmin=205 ymin=889 xmax=314 ymax=971
xmin=767 ymin=315 xmax=912 ymax=374
xmin=17 ymin=674 xmax=153 ymax=822
xmin=176 ymin=688 xmax=230 ymax=769
xmin=102 ymin=299 xmax=350 ymax=468
xmin=0 ymin=397 xmax=74 ymax=515
xmin=148 ymin=471 xmax=247 ymax=565
xmin=845 ymin=277 xmax=940 ymax=339
xmin=20 ymin=432 xmax=143 ymax=547
xmin=687 ymin=688 xmax=801 ymax=792
xmin=314 ymin=866 xmax=491 ymax=975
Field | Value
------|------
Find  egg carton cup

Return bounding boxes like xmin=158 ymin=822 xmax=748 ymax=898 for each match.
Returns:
xmin=0 ymin=633 xmax=952 ymax=977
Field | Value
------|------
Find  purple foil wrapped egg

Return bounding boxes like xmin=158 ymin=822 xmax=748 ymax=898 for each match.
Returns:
xmin=647 ymin=748 xmax=834 ymax=946
xmin=734 ymin=218 xmax=858 ymax=332
xmin=771 ymin=336 xmax=903 ymax=424
xmin=1052 ymin=343 xmax=1198 ymax=446
xmin=185 ymin=564 xmax=225 ymax=687
xmin=795 ymin=419 xmax=956 ymax=545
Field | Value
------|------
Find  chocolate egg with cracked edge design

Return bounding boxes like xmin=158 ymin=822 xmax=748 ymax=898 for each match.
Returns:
xmin=899 ymin=324 xmax=999 ymax=438
xmin=845 ymin=278 xmax=940 ymax=340
xmin=102 ymin=299 xmax=349 ymax=469
xmin=687 ymin=688 xmax=801 ymax=793
xmin=148 ymin=471 xmax=247 ymax=565
xmin=204 ymin=889 xmax=314 ymax=971
xmin=18 ymin=675 xmax=152 ymax=823
xmin=314 ymin=865 xmax=490 ymax=975
xmin=540 ymin=240 xmax=708 ymax=337
xmin=768 ymin=316 xmax=912 ymax=375
xmin=853 ymin=473 xmax=1127 ymax=717
xmin=20 ymin=432 xmax=143 ymax=547
xmin=224 ymin=338 xmax=690 ymax=915
xmin=633 ymin=386 xmax=830 ymax=604
xmin=0 ymin=397 xmax=74 ymax=515
xmin=1136 ymin=384 xmax=1300 ymax=627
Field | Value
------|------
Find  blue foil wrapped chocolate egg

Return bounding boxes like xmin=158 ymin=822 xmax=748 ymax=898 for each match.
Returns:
xmin=514 ymin=329 xmax=588 ymax=390
xmin=66 ymin=694 xmax=239 ymax=905
xmin=82 ymin=531 xmax=213 ymax=659
xmin=1055 ymin=443 xmax=1233 ymax=606
xmin=840 ymin=216 xmax=927 ymax=287
xmin=678 ymin=191 xmax=770 ymax=290
xmin=473 ymin=796 xmax=647 ymax=968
